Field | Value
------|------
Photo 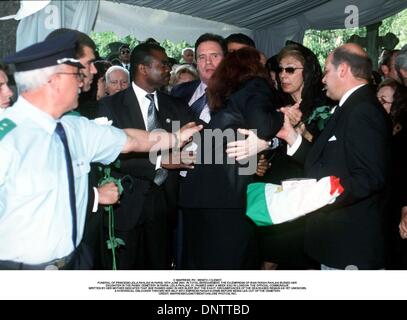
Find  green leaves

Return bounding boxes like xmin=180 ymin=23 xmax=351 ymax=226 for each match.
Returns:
xmin=307 ymin=105 xmax=332 ymax=131
xmin=98 ymin=163 xmax=127 ymax=270
xmin=90 ymin=32 xmax=193 ymax=62
xmin=106 ymin=237 xmax=126 ymax=250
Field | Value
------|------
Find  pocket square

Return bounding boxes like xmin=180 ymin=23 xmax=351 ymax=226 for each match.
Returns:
xmin=328 ymin=135 xmax=337 ymax=142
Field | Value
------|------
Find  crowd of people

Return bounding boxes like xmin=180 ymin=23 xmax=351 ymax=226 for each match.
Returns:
xmin=0 ymin=28 xmax=406 ymax=271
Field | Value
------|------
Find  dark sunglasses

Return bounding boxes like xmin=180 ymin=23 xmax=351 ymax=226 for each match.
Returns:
xmin=121 ymin=49 xmax=130 ymax=54
xmin=278 ymin=66 xmax=304 ymax=74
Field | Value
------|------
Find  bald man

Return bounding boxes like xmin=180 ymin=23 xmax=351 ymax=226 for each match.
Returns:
xmin=276 ymin=44 xmax=392 ymax=270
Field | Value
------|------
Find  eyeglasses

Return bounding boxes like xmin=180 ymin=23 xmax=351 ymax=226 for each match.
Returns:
xmin=121 ymin=50 xmax=130 ymax=54
xmin=57 ymin=72 xmax=86 ymax=81
xmin=278 ymin=67 xmax=304 ymax=74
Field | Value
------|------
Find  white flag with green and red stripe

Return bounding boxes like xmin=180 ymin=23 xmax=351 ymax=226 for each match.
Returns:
xmin=246 ymin=176 xmax=344 ymax=226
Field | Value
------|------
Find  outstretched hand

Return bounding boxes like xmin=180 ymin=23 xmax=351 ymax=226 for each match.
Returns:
xmin=276 ymin=113 xmax=298 ymax=146
xmin=226 ymin=128 xmax=269 ymax=161
xmin=176 ymin=122 xmax=203 ymax=148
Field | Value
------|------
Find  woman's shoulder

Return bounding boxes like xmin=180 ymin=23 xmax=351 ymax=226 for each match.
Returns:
xmin=243 ymin=76 xmax=270 ymax=88
xmin=234 ymin=77 xmax=271 ymax=96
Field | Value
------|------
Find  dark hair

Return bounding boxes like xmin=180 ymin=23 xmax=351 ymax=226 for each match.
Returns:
xmin=390 ymin=82 xmax=407 ymax=125
xmin=45 ymin=28 xmax=96 ymax=59
xmin=0 ymin=63 xmax=9 ymax=73
xmin=207 ymin=47 xmax=269 ymax=109
xmin=278 ymin=43 xmax=324 ymax=119
xmin=379 ymin=49 xmax=399 ymax=67
xmin=144 ymin=37 xmax=160 ymax=45
xmin=266 ymin=55 xmax=279 ymax=73
xmin=225 ymin=33 xmax=255 ymax=48
xmin=378 ymin=49 xmax=400 ymax=77
xmin=377 ymin=77 xmax=399 ymax=92
xmin=79 ymin=60 xmax=112 ymax=103
xmin=195 ymin=33 xmax=227 ymax=57
xmin=331 ymin=46 xmax=372 ymax=81
xmin=119 ymin=44 xmax=130 ymax=52
xmin=130 ymin=42 xmax=166 ymax=76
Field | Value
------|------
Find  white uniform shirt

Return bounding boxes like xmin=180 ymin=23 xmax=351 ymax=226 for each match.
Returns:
xmin=0 ymin=97 xmax=126 ymax=264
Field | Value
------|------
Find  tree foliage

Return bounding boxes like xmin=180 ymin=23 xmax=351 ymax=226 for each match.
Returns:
xmin=304 ymin=8 xmax=407 ymax=66
xmin=90 ymin=31 xmax=192 ymax=63
xmin=91 ymin=8 xmax=407 ymax=66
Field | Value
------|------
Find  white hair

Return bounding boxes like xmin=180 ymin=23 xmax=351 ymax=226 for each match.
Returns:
xmin=14 ymin=65 xmax=62 ymax=93
xmin=105 ymin=66 xmax=130 ymax=84
xmin=173 ymin=64 xmax=198 ymax=78
xmin=182 ymin=47 xmax=194 ymax=55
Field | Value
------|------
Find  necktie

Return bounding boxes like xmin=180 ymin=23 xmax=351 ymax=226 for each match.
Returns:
xmin=145 ymin=94 xmax=168 ymax=186
xmin=190 ymin=92 xmax=207 ymax=118
xmin=55 ymin=122 xmax=77 ymax=248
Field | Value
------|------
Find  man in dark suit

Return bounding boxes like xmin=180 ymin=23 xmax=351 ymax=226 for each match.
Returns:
xmin=113 ymin=44 xmax=131 ymax=72
xmin=171 ymin=33 xmax=227 ymax=124
xmin=277 ymin=43 xmax=392 ymax=269
xmin=98 ymin=42 xmax=193 ymax=269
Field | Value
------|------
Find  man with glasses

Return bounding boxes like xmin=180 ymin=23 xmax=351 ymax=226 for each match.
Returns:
xmin=114 ymin=44 xmax=131 ymax=72
xmin=98 ymin=42 xmax=195 ymax=270
xmin=46 ymin=29 xmax=118 ymax=269
xmin=0 ymin=34 xmax=201 ymax=270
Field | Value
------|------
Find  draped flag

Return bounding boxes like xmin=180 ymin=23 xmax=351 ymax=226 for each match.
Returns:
xmin=246 ymin=176 xmax=344 ymax=226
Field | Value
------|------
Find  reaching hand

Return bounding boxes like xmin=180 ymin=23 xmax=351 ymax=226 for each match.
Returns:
xmin=226 ymin=129 xmax=269 ymax=161
xmin=176 ymin=122 xmax=203 ymax=148
xmin=280 ymin=102 xmax=302 ymax=127
xmin=162 ymin=150 xmax=196 ymax=170
xmin=98 ymin=182 xmax=120 ymax=205
xmin=276 ymin=113 xmax=298 ymax=146
xmin=256 ymin=154 xmax=270 ymax=177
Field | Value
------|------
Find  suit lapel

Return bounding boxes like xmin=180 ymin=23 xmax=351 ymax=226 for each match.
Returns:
xmin=157 ymin=92 xmax=173 ymax=132
xmin=306 ymin=105 xmax=344 ymax=168
xmin=122 ymin=87 xmax=146 ymax=130
xmin=306 ymin=85 xmax=369 ymax=167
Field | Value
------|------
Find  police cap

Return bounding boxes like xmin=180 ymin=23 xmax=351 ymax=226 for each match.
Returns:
xmin=3 ymin=32 xmax=84 ymax=72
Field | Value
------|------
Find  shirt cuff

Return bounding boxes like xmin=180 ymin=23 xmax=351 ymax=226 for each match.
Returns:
xmin=287 ymin=134 xmax=302 ymax=156
xmin=92 ymin=187 xmax=99 ymax=213
xmin=155 ymin=155 xmax=162 ymax=170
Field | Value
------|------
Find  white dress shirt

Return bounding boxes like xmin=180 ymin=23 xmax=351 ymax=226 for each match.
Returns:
xmin=189 ymin=81 xmax=211 ymax=123
xmin=132 ymin=82 xmax=162 ymax=169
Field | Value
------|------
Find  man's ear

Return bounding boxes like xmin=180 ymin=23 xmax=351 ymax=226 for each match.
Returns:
xmin=138 ymin=64 xmax=148 ymax=76
xmin=47 ymin=73 xmax=59 ymax=91
xmin=337 ymin=63 xmax=349 ymax=79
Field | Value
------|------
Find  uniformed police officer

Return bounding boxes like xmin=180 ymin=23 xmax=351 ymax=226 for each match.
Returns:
xmin=0 ymin=33 xmax=201 ymax=270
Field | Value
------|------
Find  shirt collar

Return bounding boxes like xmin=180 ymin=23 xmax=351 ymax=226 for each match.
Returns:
xmin=14 ymin=96 xmax=57 ymax=134
xmin=339 ymin=84 xmax=366 ymax=107
xmin=196 ymin=81 xmax=207 ymax=97
xmin=132 ymin=82 xmax=157 ymax=105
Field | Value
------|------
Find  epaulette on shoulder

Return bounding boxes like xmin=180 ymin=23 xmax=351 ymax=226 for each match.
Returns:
xmin=0 ymin=118 xmax=16 ymax=141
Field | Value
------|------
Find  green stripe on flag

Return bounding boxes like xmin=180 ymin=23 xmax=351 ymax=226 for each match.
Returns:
xmin=246 ymin=183 xmax=273 ymax=226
